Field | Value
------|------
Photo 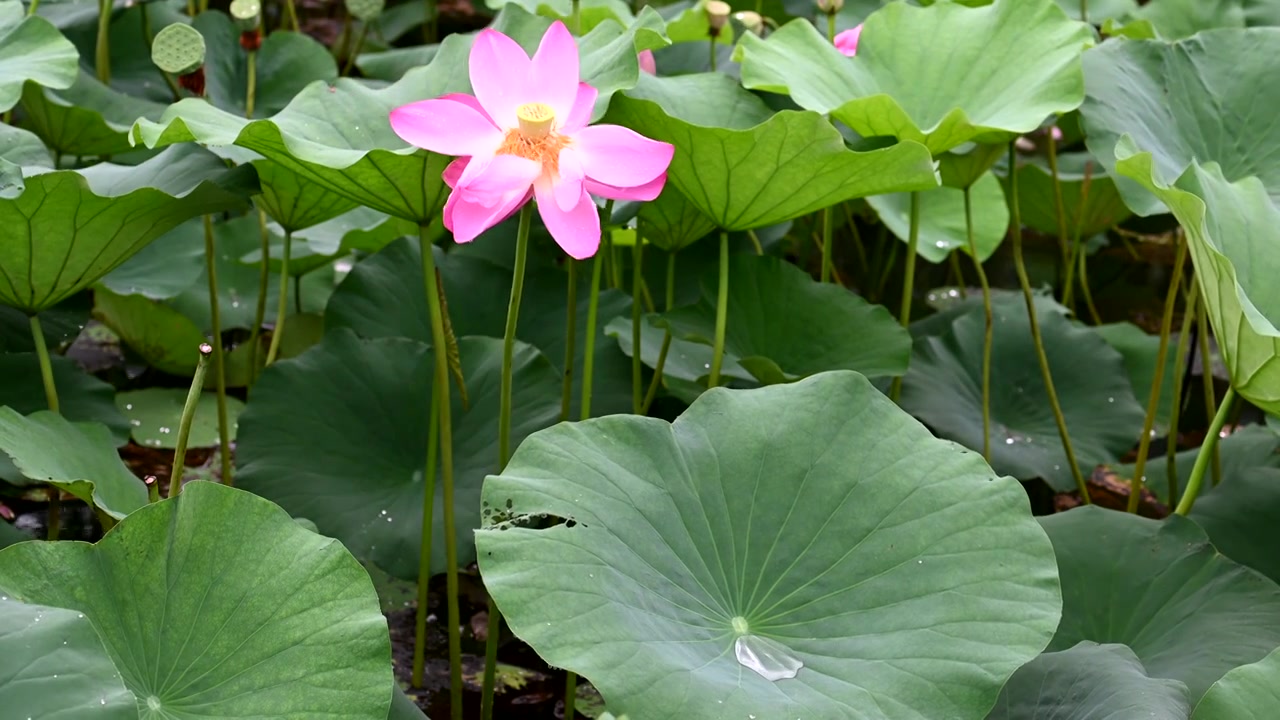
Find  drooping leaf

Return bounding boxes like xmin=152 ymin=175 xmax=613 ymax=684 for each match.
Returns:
xmin=0 ymin=1 xmax=77 ymax=112
xmin=1188 ymin=467 xmax=1280 ymax=586
xmin=116 ymin=388 xmax=244 ymax=449
xmin=236 ymin=331 xmax=562 ymax=580
xmin=255 ymin=159 xmax=359 ymax=232
xmin=477 ymin=371 xmax=1062 ymax=718
xmin=0 ymin=481 xmax=394 ymax=719
xmin=21 ymin=71 xmax=168 ymax=158
xmin=607 ymin=73 xmax=937 ymax=230
xmin=636 ymin=184 xmax=716 ymax=253
xmin=735 ymin=1 xmax=1094 ymax=154
xmin=866 ymin=170 xmax=1008 ymax=263
xmin=93 ymin=287 xmax=208 ymax=376
xmin=1042 ymin=506 xmax=1280 ymax=702
xmin=0 ymin=352 xmax=130 ymax=445
xmin=1192 ymin=643 xmax=1280 ymax=718
xmin=0 ymin=409 xmax=148 ymax=519
xmin=99 ymin=218 xmax=205 ymax=300
xmin=900 ymin=295 xmax=1145 ymax=490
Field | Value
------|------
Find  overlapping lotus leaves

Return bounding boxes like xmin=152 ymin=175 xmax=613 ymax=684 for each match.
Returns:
xmin=1094 ymin=321 xmax=1176 ymax=435
xmin=637 ymin=184 xmax=715 ymax=252
xmin=0 ymin=0 xmax=77 ymax=112
xmin=866 ymin=170 xmax=1008 ymax=263
xmin=92 ymin=287 xmax=210 ymax=376
xmin=1116 ymin=424 xmax=1280 ymax=503
xmin=256 ymin=159 xmax=359 ymax=232
xmin=986 ymin=642 xmax=1191 ymax=719
xmin=1042 ymin=507 xmax=1280 ymax=702
xmin=1188 ymin=467 xmax=1280 ymax=586
xmin=657 ymin=253 xmax=911 ymax=382
xmin=116 ymin=388 xmax=245 ymax=449
xmin=236 ymin=332 xmax=562 ymax=580
xmin=1192 ymin=643 xmax=1280 ymax=718
xmin=0 ymin=409 xmax=147 ymax=519
xmin=477 ymin=371 xmax=1061 ymax=718
xmin=197 ymin=12 xmax=338 ymax=118
xmin=21 ymin=71 xmax=168 ymax=158
xmin=1129 ymin=0 xmax=1280 ymax=40
xmin=1013 ymin=151 xmax=1133 ymax=239
xmin=607 ymin=73 xmax=937 ymax=230
xmin=901 ymin=295 xmax=1144 ymax=490
xmin=0 ymin=144 xmax=257 ymax=313
xmin=0 ymin=597 xmax=137 ymax=718
xmin=0 ymin=481 xmax=394 ymax=719
xmin=131 ymin=5 xmax=655 ymax=223
xmin=735 ymin=0 xmax=1094 ymax=155
xmin=0 ymin=351 xmax=130 ymax=443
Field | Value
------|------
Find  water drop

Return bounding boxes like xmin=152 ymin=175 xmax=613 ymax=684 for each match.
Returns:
xmin=1107 ymin=397 xmax=1115 ymax=403
xmin=125 ymin=404 xmax=133 ymax=410
xmin=732 ymin=624 xmax=802 ymax=682
xmin=159 ymin=427 xmax=171 ymax=434
xmin=1005 ymin=437 xmax=1014 ymax=445
xmin=934 ymin=241 xmax=947 ymax=249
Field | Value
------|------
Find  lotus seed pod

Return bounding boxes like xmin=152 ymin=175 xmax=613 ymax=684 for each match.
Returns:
xmin=345 ymin=0 xmax=385 ymax=22
xmin=230 ymin=0 xmax=261 ymax=31
xmin=816 ymin=0 xmax=842 ymax=14
xmin=735 ymin=10 xmax=764 ymax=35
xmin=706 ymin=0 xmax=731 ymax=31
xmin=151 ymin=23 xmax=206 ymax=76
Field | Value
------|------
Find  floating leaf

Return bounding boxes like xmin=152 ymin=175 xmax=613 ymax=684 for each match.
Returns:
xmin=478 ymin=371 xmax=1061 ymax=718
xmin=866 ymin=170 xmax=1008 ymax=263
xmin=116 ymin=388 xmax=245 ymax=449
xmin=0 ymin=0 xmax=77 ymax=112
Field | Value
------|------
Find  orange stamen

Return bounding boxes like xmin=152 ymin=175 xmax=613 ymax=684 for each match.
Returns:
xmin=497 ymin=102 xmax=571 ymax=173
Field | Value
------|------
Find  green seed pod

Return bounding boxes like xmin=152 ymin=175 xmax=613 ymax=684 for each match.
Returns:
xmin=151 ymin=23 xmax=206 ymax=76
xmin=230 ymin=0 xmax=261 ymax=31
xmin=345 ymin=0 xmax=384 ymax=22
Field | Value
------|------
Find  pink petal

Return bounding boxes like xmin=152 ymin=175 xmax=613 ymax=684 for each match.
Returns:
xmin=553 ymin=149 xmax=585 ymax=211
xmin=585 ymin=174 xmax=666 ymax=202
xmin=390 ymin=97 xmax=503 ymax=156
xmin=833 ymin=25 xmax=862 ymax=57
xmin=571 ymin=124 xmax=674 ymax=190
xmin=448 ymin=188 xmax=533 ymax=244
xmin=535 ymin=180 xmax=600 ymax=259
xmin=638 ymin=49 xmax=656 ymax=75
xmin=529 ymin=21 xmax=580 ymax=124
xmin=560 ymin=82 xmax=598 ymax=134
xmin=470 ymin=29 xmax=532 ymax=129
xmin=456 ymin=154 xmax=540 ymax=209
xmin=443 ymin=157 xmax=469 ymax=189
xmin=438 ymin=92 xmax=494 ymax=124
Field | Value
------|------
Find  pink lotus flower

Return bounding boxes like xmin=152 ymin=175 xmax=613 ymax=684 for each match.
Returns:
xmin=834 ymin=24 xmax=862 ymax=57
xmin=638 ymin=49 xmax=656 ymax=75
xmin=389 ymin=22 xmax=674 ymax=259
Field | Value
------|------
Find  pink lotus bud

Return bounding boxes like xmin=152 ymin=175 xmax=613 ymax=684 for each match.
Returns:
xmin=1050 ymin=126 xmax=1063 ymax=141
xmin=834 ymin=24 xmax=862 ymax=57
xmin=638 ymin=49 xmax=656 ymax=75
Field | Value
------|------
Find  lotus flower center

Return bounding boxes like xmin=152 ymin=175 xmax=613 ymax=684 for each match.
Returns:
xmin=498 ymin=102 xmax=570 ymax=172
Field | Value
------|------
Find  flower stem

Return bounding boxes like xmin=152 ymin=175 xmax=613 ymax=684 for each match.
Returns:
xmin=1127 ymin=236 xmax=1187 ymax=512
xmin=26 ymin=0 xmax=38 ymax=15
xmin=887 ymin=191 xmax=920 ymax=402
xmin=341 ymin=24 xmax=367 ymax=76
xmin=248 ymin=208 xmax=271 ymax=380
xmin=30 ymin=314 xmax=61 ymax=539
xmin=565 ymin=674 xmax=578 ymax=718
xmin=422 ymin=0 xmax=436 ymax=43
xmin=1080 ymin=0 xmax=1088 ymax=24
xmin=203 ymin=215 xmax=233 ymax=486
xmin=170 ymin=343 xmax=212 ymax=497
xmin=1008 ymin=143 xmax=1089 ymax=502
xmin=1174 ymin=386 xmax=1236 ymax=516
xmin=95 ymin=0 xmax=111 ymax=84
xmin=826 ymin=11 xmax=835 ymax=42
xmin=1061 ymin=161 xmax=1094 ymax=311
xmin=708 ymin=36 xmax=717 ymax=72
xmin=1167 ymin=278 xmax=1198 ymax=503
xmin=641 ymin=252 xmax=676 ymax=415
xmin=708 ymin=229 xmax=729 ymax=389
xmin=1195 ymin=299 xmax=1222 ymax=486
xmin=962 ymin=186 xmax=994 ymax=463
xmin=481 ymin=203 xmax=533 ymax=720
xmin=1045 ymin=127 xmax=1071 ymax=298
xmin=560 ymin=260 xmax=578 ymax=421
xmin=285 ymin=0 xmax=299 ymax=31
xmin=411 ymin=388 xmax=439 ymax=688
xmin=419 ymin=223 xmax=462 ymax=720
xmin=571 ymin=0 xmax=581 ymax=34
xmin=580 ymin=247 xmax=604 ymax=420
xmin=245 ymin=49 xmax=257 ymax=118
xmin=265 ymin=229 xmax=292 ymax=366
xmin=631 ymin=227 xmax=645 ymax=414
xmin=820 ymin=206 xmax=834 ymax=284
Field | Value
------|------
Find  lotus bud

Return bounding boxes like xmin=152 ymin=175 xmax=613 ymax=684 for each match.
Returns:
xmin=152 ymin=24 xmax=207 ymax=96
xmin=735 ymin=10 xmax=764 ymax=36
xmin=346 ymin=0 xmax=385 ymax=22
xmin=706 ymin=0 xmax=731 ymax=36
xmin=817 ymin=0 xmax=842 ymax=15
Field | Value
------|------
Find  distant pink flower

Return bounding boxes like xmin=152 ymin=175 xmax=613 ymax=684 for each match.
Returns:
xmin=390 ymin=22 xmax=674 ymax=259
xmin=834 ymin=24 xmax=862 ymax=57
xmin=638 ymin=49 xmax=656 ymax=75
xmin=1049 ymin=126 xmax=1063 ymax=141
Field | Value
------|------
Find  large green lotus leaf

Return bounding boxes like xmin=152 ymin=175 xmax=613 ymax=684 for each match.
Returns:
xmin=237 ymin=331 xmax=561 ymax=580
xmin=389 ymin=686 xmax=430 ymax=720
xmin=477 ymin=371 xmax=1061 ymax=718
xmin=116 ymin=388 xmax=244 ymax=449
xmin=93 ymin=287 xmax=208 ymax=376
xmin=0 ymin=597 xmax=137 ymax=719
xmin=606 ymin=73 xmax=938 ymax=230
xmin=735 ymin=1 xmax=1094 ymax=155
xmin=325 ymin=239 xmax=634 ymax=417
xmin=0 ymin=481 xmax=393 ymax=719
xmin=1188 ymin=467 xmax=1280 ymax=586
xmin=0 ymin=1 xmax=77 ymax=112
xmin=167 ymin=214 xmax=283 ymax=332
xmin=658 ymin=253 xmax=910 ymax=383
xmin=901 ymin=296 xmax=1144 ymax=490
xmin=196 ymin=13 xmax=338 ymax=118
xmin=0 ymin=409 xmax=147 ymax=519
xmin=0 ymin=144 xmax=257 ymax=313
xmin=866 ymin=170 xmax=1008 ymax=263
xmin=987 ymin=642 xmax=1190 ymax=719
xmin=1192 ymin=644 xmax=1280 ymax=718
xmin=21 ymin=71 xmax=168 ymax=158
xmin=637 ymin=184 xmax=716 ymax=252
xmin=100 ymin=218 xmax=205 ymax=300
xmin=1134 ymin=0 xmax=1280 ymax=40
xmin=131 ymin=6 xmax=651 ymax=222
xmin=1042 ymin=507 xmax=1280 ymax=701
xmin=0 ymin=352 xmax=130 ymax=444
xmin=1055 ymin=0 xmax=1137 ymax=21
xmin=254 ymin=159 xmax=359 ymax=232
xmin=289 ymin=206 xmax=415 ymax=256
xmin=1094 ymin=321 xmax=1177 ymax=435
xmin=1013 ymin=151 xmax=1133 ymax=238
xmin=0 ymin=121 xmax=53 ymax=169
xmin=1115 ymin=424 xmax=1280 ymax=504
xmin=1081 ymin=28 xmax=1280 ymax=217
xmin=0 ymin=520 xmax=31 ymax=549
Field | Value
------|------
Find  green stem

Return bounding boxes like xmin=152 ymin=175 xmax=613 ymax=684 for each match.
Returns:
xmin=641 ymin=252 xmax=677 ymax=415
xmin=1127 ymin=236 xmax=1187 ymax=512
xmin=170 ymin=343 xmax=212 ymax=496
xmin=820 ymin=206 xmax=834 ymax=284
xmin=147 ymin=476 xmax=159 ymax=503
xmin=95 ymin=0 xmax=111 ymax=84
xmin=26 ymin=0 xmax=38 ymax=15
xmin=1174 ymin=386 xmax=1236 ymax=516
xmin=265 ymin=229 xmax=292 ymax=366
xmin=709 ymin=34 xmax=717 ymax=72
xmin=565 ymin=673 xmax=578 ymax=719
xmin=203 ymin=216 xmax=233 ymax=486
xmin=341 ymin=24 xmax=367 ymax=76
xmin=1196 ymin=299 xmax=1221 ymax=486
xmin=419 ymin=223 xmax=462 ymax=720
xmin=481 ymin=204 xmax=533 ymax=720
xmin=631 ymin=229 xmax=645 ymax=414
xmin=1076 ymin=244 xmax=1103 ymax=325
xmin=245 ymin=50 xmax=257 ymax=117
xmin=571 ymin=0 xmax=581 ymax=33
xmin=30 ymin=314 xmax=60 ymax=539
xmin=826 ymin=11 xmax=835 ymax=42
xmin=248 ymin=208 xmax=271 ymax=380
xmin=888 ymin=191 xmax=921 ymax=402
xmin=142 ymin=5 xmax=181 ymax=101
xmin=285 ymin=0 xmax=299 ymax=31
xmin=1008 ymin=143 xmax=1089 ymax=503
xmin=963 ymin=187 xmax=994 ymax=463
xmin=560 ymin=260 xmax=578 ymax=421
xmin=708 ymin=230 xmax=729 ymax=389
xmin=1061 ymin=162 xmax=1095 ymax=311
xmin=1045 ymin=128 xmax=1071 ymax=297
xmin=411 ymin=388 xmax=440 ymax=688
xmin=1167 ymin=278 xmax=1198 ymax=504
xmin=580 ymin=249 xmax=604 ymax=421
xmin=1080 ymin=0 xmax=1088 ymax=24
xmin=422 ymin=0 xmax=435 ymax=43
